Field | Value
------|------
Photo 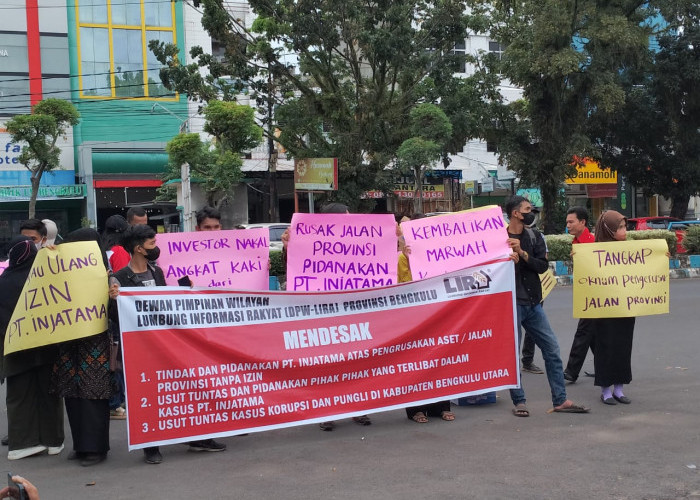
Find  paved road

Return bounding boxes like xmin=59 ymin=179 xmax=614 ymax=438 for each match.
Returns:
xmin=2 ymin=280 xmax=700 ymax=499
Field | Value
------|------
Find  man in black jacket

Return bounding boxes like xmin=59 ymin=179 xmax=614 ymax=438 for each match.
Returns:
xmin=110 ymin=224 xmax=227 ymax=464
xmin=505 ymin=196 xmax=589 ymax=417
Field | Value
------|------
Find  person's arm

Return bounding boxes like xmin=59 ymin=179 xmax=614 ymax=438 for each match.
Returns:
xmin=519 ymin=232 xmax=549 ymax=274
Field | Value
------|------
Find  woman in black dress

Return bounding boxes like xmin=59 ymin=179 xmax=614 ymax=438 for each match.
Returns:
xmin=592 ymin=210 xmax=635 ymax=405
xmin=51 ymin=228 xmax=113 ymax=466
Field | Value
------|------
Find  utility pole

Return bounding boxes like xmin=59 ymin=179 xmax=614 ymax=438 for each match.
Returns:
xmin=267 ymin=68 xmax=279 ymax=222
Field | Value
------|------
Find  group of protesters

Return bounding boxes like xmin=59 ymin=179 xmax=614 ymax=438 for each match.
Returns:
xmin=0 ymin=198 xmax=639 ymax=468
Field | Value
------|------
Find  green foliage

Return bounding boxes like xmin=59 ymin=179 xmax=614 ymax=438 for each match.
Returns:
xmin=150 ymin=0 xmax=494 ymax=212
xmin=203 ymin=101 xmax=262 ymax=152
xmin=269 ymin=250 xmax=285 ymax=277
xmin=488 ymin=0 xmax=652 ymax=232
xmin=593 ymin=19 xmax=700 ymax=219
xmin=5 ymin=98 xmax=80 ymax=218
xmin=164 ymin=99 xmax=260 ymax=207
xmin=681 ymin=226 xmax=700 ymax=255
xmin=627 ymin=230 xmax=677 ymax=256
xmin=544 ymin=234 xmax=573 ymax=262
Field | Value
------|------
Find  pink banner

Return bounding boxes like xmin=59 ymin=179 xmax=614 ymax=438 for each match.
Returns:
xmin=156 ymin=229 xmax=269 ymax=289
xmin=0 ymin=260 xmax=8 ymax=275
xmin=401 ymin=206 xmax=511 ymax=280
xmin=286 ymin=214 xmax=398 ymax=291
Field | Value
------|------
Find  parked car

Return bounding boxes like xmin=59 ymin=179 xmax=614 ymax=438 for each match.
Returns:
xmin=668 ymin=221 xmax=700 ymax=254
xmin=237 ymin=223 xmax=290 ymax=251
xmin=626 ymin=216 xmax=681 ymax=231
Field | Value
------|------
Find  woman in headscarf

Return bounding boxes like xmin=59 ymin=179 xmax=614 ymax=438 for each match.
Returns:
xmin=592 ymin=210 xmax=635 ymax=405
xmin=51 ymin=228 xmax=113 ymax=466
xmin=1 ymin=236 xmax=65 ymax=460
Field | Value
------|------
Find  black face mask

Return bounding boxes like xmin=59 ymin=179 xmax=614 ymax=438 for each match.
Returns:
xmin=144 ymin=246 xmax=161 ymax=261
xmin=521 ymin=212 xmax=536 ymax=226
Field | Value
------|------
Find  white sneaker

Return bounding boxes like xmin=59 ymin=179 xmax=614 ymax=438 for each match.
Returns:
xmin=8 ymin=445 xmax=47 ymax=460
xmin=48 ymin=443 xmax=65 ymax=455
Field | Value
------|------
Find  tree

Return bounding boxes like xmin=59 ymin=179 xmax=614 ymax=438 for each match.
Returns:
xmin=593 ymin=16 xmax=700 ymax=219
xmin=151 ymin=0 xmax=491 ymax=211
xmin=396 ymin=104 xmax=452 ymax=212
xmin=487 ymin=0 xmax=652 ymax=232
xmin=5 ymin=99 xmax=80 ymax=219
xmin=164 ymin=100 xmax=262 ymax=207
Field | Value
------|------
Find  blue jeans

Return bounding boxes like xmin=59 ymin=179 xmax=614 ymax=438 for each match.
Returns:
xmin=509 ymin=303 xmax=567 ymax=407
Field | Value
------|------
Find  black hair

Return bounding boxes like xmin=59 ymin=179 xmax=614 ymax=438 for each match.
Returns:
xmin=103 ymin=215 xmax=129 ymax=249
xmin=196 ymin=206 xmax=221 ymax=226
xmin=320 ymin=202 xmax=349 ymax=214
xmin=566 ymin=206 xmax=589 ymax=226
xmin=20 ymin=219 xmax=47 ymax=238
xmin=120 ymin=224 xmax=156 ymax=254
xmin=504 ymin=195 xmax=529 ymax=219
xmin=126 ymin=206 xmax=147 ymax=224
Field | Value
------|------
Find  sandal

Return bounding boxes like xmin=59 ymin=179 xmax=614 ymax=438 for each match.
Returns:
xmin=549 ymin=400 xmax=590 ymax=414
xmin=319 ymin=421 xmax=335 ymax=431
xmin=411 ymin=412 xmax=428 ymax=423
xmin=441 ymin=411 xmax=455 ymax=421
xmin=352 ymin=415 xmax=372 ymax=426
xmin=512 ymin=403 xmax=530 ymax=417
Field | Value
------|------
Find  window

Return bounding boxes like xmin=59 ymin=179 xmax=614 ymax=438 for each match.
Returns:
xmin=76 ymin=0 xmax=176 ymax=99
xmin=451 ymin=40 xmax=466 ymax=74
xmin=488 ymin=41 xmax=504 ymax=60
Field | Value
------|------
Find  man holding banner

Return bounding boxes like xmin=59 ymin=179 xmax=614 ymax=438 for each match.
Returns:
xmin=505 ymin=196 xmax=589 ymax=416
xmin=110 ymin=224 xmax=227 ymax=464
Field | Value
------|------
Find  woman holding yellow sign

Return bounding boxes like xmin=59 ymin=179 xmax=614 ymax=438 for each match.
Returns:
xmin=591 ymin=211 xmax=635 ymax=405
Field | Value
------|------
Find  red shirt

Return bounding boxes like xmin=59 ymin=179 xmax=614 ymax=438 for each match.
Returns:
xmin=108 ymin=245 xmax=131 ymax=272
xmin=572 ymin=227 xmax=595 ymax=244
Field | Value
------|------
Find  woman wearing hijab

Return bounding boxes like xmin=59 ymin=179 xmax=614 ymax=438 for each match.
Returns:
xmin=1 ymin=236 xmax=65 ymax=460
xmin=591 ymin=210 xmax=635 ymax=405
xmin=50 ymin=228 xmax=113 ymax=466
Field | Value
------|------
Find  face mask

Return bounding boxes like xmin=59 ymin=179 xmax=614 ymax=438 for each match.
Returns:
xmin=144 ymin=246 xmax=161 ymax=261
xmin=521 ymin=212 xmax=536 ymax=226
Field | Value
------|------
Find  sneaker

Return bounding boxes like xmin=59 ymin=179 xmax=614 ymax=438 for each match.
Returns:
xmin=48 ymin=443 xmax=65 ymax=455
xmin=110 ymin=407 xmax=126 ymax=420
xmin=522 ymin=363 xmax=544 ymax=374
xmin=563 ymin=371 xmax=577 ymax=383
xmin=188 ymin=439 xmax=226 ymax=452
xmin=8 ymin=445 xmax=47 ymax=460
xmin=143 ymin=447 xmax=162 ymax=464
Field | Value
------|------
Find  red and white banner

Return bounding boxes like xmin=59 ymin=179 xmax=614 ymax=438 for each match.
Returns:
xmin=117 ymin=259 xmax=518 ymax=450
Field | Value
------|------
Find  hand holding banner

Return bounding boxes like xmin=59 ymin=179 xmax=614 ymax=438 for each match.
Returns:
xmin=117 ymin=259 xmax=518 ymax=450
xmin=4 ymin=241 xmax=108 ymax=354
xmin=155 ymin=229 xmax=269 ymax=290
xmin=573 ymin=239 xmax=669 ymax=318
xmin=286 ymin=213 xmax=398 ymax=291
xmin=401 ymin=206 xmax=511 ymax=280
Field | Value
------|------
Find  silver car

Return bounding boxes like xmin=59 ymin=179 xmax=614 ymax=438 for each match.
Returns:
xmin=237 ymin=223 xmax=290 ymax=251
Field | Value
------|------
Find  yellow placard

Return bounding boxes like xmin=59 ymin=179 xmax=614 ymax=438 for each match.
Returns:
xmin=294 ymin=158 xmax=338 ymax=190
xmin=572 ymin=239 xmax=669 ymax=318
xmin=539 ymin=269 xmax=556 ymax=302
xmin=565 ymin=158 xmax=618 ymax=185
xmin=4 ymin=241 xmax=109 ymax=354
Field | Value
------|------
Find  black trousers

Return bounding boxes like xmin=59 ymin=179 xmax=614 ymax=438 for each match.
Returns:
xmin=6 ymin=364 xmax=64 ymax=450
xmin=406 ymin=401 xmax=451 ymax=419
xmin=564 ymin=318 xmax=594 ymax=379
xmin=521 ymin=333 xmax=536 ymax=366
xmin=65 ymin=397 xmax=110 ymax=454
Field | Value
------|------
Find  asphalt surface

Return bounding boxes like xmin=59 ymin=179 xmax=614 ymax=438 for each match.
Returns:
xmin=1 ymin=280 xmax=700 ymax=499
